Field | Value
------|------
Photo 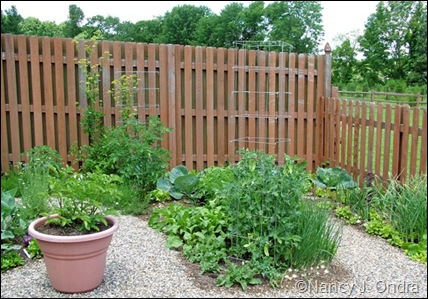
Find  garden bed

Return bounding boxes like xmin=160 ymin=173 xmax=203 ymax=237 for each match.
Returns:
xmin=1 ymin=214 xmax=426 ymax=298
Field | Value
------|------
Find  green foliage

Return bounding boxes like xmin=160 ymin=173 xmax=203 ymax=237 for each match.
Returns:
xmin=16 ymin=146 xmax=62 ymax=221
xmin=216 ymin=261 xmax=262 ymax=291
xmin=149 ymin=188 xmax=171 ymax=202
xmin=376 ymin=175 xmax=427 ymax=244
xmin=289 ymin=199 xmax=342 ymax=269
xmin=1 ymin=188 xmax=27 ymax=271
xmin=149 ymin=150 xmax=343 ymax=290
xmin=337 ymin=186 xmax=374 ymax=221
xmin=193 ymin=2 xmax=266 ymax=48
xmin=156 ymin=165 xmax=201 ymax=201
xmin=1 ymin=189 xmax=27 ymax=252
xmin=63 ymin=4 xmax=84 ymax=38
xmin=264 ymin=1 xmax=323 ymax=53
xmin=225 ymin=150 xmax=312 ymax=286
xmin=25 ymin=239 xmax=43 ymax=259
xmin=315 ymin=199 xmax=336 ymax=211
xmin=331 ymin=34 xmax=359 ymax=86
xmin=156 ymin=4 xmax=213 ymax=45
xmin=82 ymin=115 xmax=171 ymax=192
xmin=18 ymin=168 xmax=51 ymax=221
xmin=197 ymin=166 xmax=234 ymax=201
xmin=111 ymin=183 xmax=150 ymax=216
xmin=330 ymin=174 xmax=426 ymax=265
xmin=24 ymin=145 xmax=63 ymax=175
xmin=335 ymin=206 xmax=359 ymax=225
xmin=1 ymin=165 xmax=22 ymax=197
xmin=402 ymin=234 xmax=427 ymax=265
xmin=358 ymin=1 xmax=427 ymax=85
xmin=1 ymin=251 xmax=25 ymax=272
xmin=78 ymin=71 xmax=172 ymax=193
xmin=149 ymin=201 xmax=228 ymax=274
xmin=312 ymin=166 xmax=358 ymax=190
xmin=46 ymin=167 xmax=122 ymax=232
xmin=1 ymin=5 xmax=23 ymax=34
xmin=315 ymin=187 xmax=337 ymax=199
xmin=81 ymin=15 xmax=120 ymax=40
xmin=18 ymin=17 xmax=63 ymax=37
xmin=75 ymin=32 xmax=106 ymax=143
xmin=364 ymin=210 xmax=403 ymax=247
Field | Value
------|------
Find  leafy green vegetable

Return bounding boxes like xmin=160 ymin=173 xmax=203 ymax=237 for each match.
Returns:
xmin=312 ymin=166 xmax=358 ymax=190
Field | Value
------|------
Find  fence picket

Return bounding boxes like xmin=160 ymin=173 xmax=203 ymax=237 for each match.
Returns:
xmin=206 ymin=47 xmax=215 ymax=167
xmin=383 ymin=105 xmax=392 ymax=181
xmin=216 ymin=48 xmax=225 ymax=166
xmin=17 ymin=35 xmax=32 ymax=156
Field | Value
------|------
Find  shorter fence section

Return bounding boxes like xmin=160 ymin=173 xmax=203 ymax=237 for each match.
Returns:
xmin=320 ymin=97 xmax=427 ymax=184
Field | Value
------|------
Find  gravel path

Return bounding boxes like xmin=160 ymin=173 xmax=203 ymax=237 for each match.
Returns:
xmin=1 ymin=215 xmax=426 ymax=298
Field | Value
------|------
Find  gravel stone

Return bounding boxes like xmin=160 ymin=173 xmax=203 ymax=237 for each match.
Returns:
xmin=1 ymin=215 xmax=426 ymax=298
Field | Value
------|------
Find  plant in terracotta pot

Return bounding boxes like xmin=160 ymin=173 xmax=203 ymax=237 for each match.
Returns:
xmin=28 ymin=166 xmax=123 ymax=293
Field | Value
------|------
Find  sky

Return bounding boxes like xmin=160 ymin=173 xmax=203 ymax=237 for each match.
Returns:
xmin=1 ymin=1 xmax=380 ymax=49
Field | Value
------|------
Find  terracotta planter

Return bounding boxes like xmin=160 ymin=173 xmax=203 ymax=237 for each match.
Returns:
xmin=28 ymin=215 xmax=119 ymax=293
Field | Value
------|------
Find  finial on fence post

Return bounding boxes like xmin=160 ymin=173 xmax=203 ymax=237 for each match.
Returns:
xmin=324 ymin=42 xmax=332 ymax=98
xmin=324 ymin=43 xmax=331 ymax=55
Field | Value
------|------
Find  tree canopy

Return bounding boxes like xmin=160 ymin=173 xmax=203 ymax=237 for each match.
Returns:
xmin=1 ymin=1 xmax=426 ymax=93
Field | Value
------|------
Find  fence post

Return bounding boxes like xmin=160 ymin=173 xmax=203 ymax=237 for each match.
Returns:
xmin=319 ymin=43 xmax=332 ymax=167
xmin=324 ymin=43 xmax=332 ymax=99
xmin=416 ymin=94 xmax=421 ymax=107
xmin=167 ymin=44 xmax=177 ymax=168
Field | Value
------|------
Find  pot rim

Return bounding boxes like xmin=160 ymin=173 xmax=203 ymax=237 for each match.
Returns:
xmin=28 ymin=214 xmax=119 ymax=243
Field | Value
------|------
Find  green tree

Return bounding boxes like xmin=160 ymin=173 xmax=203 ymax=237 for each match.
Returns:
xmin=240 ymin=1 xmax=267 ymax=42
xmin=358 ymin=3 xmax=390 ymax=85
xmin=192 ymin=14 xmax=219 ymax=47
xmin=1 ymin=5 xmax=23 ymax=34
xmin=132 ymin=19 xmax=163 ymax=43
xmin=18 ymin=17 xmax=63 ymax=37
xmin=193 ymin=1 xmax=267 ymax=48
xmin=194 ymin=3 xmax=244 ymax=48
xmin=331 ymin=33 xmax=360 ymax=87
xmin=264 ymin=1 xmax=324 ymax=53
xmin=63 ymin=4 xmax=85 ymax=38
xmin=359 ymin=1 xmax=427 ymax=85
xmin=114 ymin=21 xmax=138 ymax=41
xmin=82 ymin=15 xmax=120 ymax=40
xmin=156 ymin=4 xmax=213 ymax=45
xmin=406 ymin=1 xmax=427 ymax=84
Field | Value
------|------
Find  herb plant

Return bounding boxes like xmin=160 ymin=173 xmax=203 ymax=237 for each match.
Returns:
xmin=46 ymin=166 xmax=122 ymax=232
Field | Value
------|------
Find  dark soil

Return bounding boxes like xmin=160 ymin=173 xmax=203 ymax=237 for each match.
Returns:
xmin=140 ymin=199 xmax=352 ymax=293
xmin=179 ymin=248 xmax=352 ymax=293
xmin=36 ymin=222 xmax=111 ymax=236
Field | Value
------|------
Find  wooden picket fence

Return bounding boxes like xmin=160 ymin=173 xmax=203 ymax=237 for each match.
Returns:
xmin=1 ymin=34 xmax=426 ymax=183
xmin=321 ymin=91 xmax=427 ymax=184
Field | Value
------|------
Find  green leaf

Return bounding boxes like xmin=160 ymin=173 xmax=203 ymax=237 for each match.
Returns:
xmin=170 ymin=165 xmax=188 ymax=183
xmin=169 ymin=189 xmax=184 ymax=200
xmin=194 ymin=232 xmax=205 ymax=240
xmin=175 ymin=174 xmax=199 ymax=195
xmin=166 ymin=235 xmax=183 ymax=249
xmin=157 ymin=178 xmax=173 ymax=192
xmin=1 ymin=231 xmax=15 ymax=240
xmin=249 ymin=278 xmax=262 ymax=285
xmin=264 ymin=243 xmax=270 ymax=256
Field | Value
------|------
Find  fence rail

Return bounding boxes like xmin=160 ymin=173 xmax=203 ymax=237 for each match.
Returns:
xmin=338 ymin=90 xmax=427 ymax=107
